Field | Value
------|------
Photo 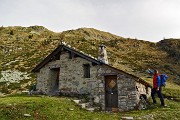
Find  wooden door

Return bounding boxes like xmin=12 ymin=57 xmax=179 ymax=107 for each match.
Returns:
xmin=105 ymin=75 xmax=118 ymax=111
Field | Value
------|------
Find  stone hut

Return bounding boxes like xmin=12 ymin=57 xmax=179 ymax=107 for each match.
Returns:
xmin=32 ymin=43 xmax=151 ymax=111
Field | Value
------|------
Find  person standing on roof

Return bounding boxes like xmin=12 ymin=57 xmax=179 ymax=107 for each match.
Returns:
xmin=151 ymin=69 xmax=165 ymax=106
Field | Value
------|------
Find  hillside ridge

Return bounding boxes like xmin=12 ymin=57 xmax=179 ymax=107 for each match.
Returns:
xmin=0 ymin=26 xmax=179 ymax=94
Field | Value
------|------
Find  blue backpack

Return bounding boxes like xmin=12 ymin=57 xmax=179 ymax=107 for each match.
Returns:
xmin=159 ymin=74 xmax=168 ymax=86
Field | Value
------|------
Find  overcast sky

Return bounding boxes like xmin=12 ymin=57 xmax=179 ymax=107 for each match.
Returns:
xmin=0 ymin=0 xmax=180 ymax=42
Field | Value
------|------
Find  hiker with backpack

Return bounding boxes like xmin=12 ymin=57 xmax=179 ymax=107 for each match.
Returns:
xmin=151 ymin=69 xmax=167 ymax=106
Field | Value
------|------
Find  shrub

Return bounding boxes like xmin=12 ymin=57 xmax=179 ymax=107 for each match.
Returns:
xmin=0 ymin=87 xmax=10 ymax=94
xmin=0 ymin=82 xmax=7 ymax=86
xmin=9 ymin=30 xmax=14 ymax=35
xmin=0 ymin=73 xmax=3 ymax=79
xmin=81 ymin=38 xmax=87 ymax=42
xmin=7 ymin=83 xmax=21 ymax=90
xmin=28 ymin=34 xmax=33 ymax=39
xmin=0 ymin=26 xmax=4 ymax=31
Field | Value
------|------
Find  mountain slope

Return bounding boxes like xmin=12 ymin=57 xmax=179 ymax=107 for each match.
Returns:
xmin=0 ymin=26 xmax=179 ymax=94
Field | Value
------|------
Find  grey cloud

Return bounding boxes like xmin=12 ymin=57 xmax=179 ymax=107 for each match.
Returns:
xmin=0 ymin=0 xmax=180 ymax=42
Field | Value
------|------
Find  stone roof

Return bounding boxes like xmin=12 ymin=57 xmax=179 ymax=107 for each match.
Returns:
xmin=32 ymin=43 xmax=151 ymax=88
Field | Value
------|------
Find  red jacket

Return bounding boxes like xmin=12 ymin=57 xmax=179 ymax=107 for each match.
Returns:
xmin=153 ymin=74 xmax=161 ymax=88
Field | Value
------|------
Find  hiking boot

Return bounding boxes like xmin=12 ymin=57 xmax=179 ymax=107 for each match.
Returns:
xmin=151 ymin=103 xmax=157 ymax=106
xmin=161 ymin=104 xmax=167 ymax=107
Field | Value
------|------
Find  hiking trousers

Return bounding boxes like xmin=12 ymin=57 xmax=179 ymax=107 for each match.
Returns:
xmin=151 ymin=87 xmax=165 ymax=106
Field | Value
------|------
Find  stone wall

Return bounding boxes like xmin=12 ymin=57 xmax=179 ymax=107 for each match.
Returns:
xmin=136 ymin=82 xmax=151 ymax=98
xmin=95 ymin=65 xmax=145 ymax=111
xmin=58 ymin=52 xmax=98 ymax=96
xmin=36 ymin=52 xmax=99 ymax=96
xmin=36 ymin=61 xmax=60 ymax=94
xmin=36 ymin=65 xmax=51 ymax=94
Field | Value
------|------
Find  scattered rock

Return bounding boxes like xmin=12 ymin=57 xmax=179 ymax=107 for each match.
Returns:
xmin=22 ymin=91 xmax=29 ymax=94
xmin=138 ymin=114 xmax=154 ymax=120
xmin=122 ymin=116 xmax=134 ymax=120
xmin=0 ymin=70 xmax=30 ymax=83
xmin=68 ymin=108 xmax=74 ymax=111
xmin=24 ymin=114 xmax=31 ymax=117
xmin=0 ymin=93 xmax=5 ymax=97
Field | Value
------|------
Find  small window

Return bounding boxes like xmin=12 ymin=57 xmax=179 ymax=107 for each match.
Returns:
xmin=69 ymin=52 xmax=72 ymax=59
xmin=83 ymin=64 xmax=90 ymax=78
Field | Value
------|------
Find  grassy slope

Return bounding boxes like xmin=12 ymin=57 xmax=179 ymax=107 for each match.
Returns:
xmin=0 ymin=26 xmax=179 ymax=76
xmin=0 ymin=26 xmax=179 ymax=97
xmin=0 ymin=95 xmax=179 ymax=120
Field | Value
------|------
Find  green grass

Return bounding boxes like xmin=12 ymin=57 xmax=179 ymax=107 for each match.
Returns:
xmin=0 ymin=96 xmax=119 ymax=120
xmin=0 ymin=95 xmax=179 ymax=120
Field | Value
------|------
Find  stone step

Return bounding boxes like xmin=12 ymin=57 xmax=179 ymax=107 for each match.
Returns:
xmin=73 ymin=100 xmax=81 ymax=104
xmin=73 ymin=99 xmax=87 ymax=104
xmin=79 ymin=102 xmax=91 ymax=108
xmin=85 ymin=107 xmax=95 ymax=112
xmin=79 ymin=103 xmax=86 ymax=108
xmin=72 ymin=99 xmax=96 ymax=111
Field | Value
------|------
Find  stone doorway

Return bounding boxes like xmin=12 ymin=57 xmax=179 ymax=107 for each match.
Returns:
xmin=49 ymin=68 xmax=60 ymax=95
